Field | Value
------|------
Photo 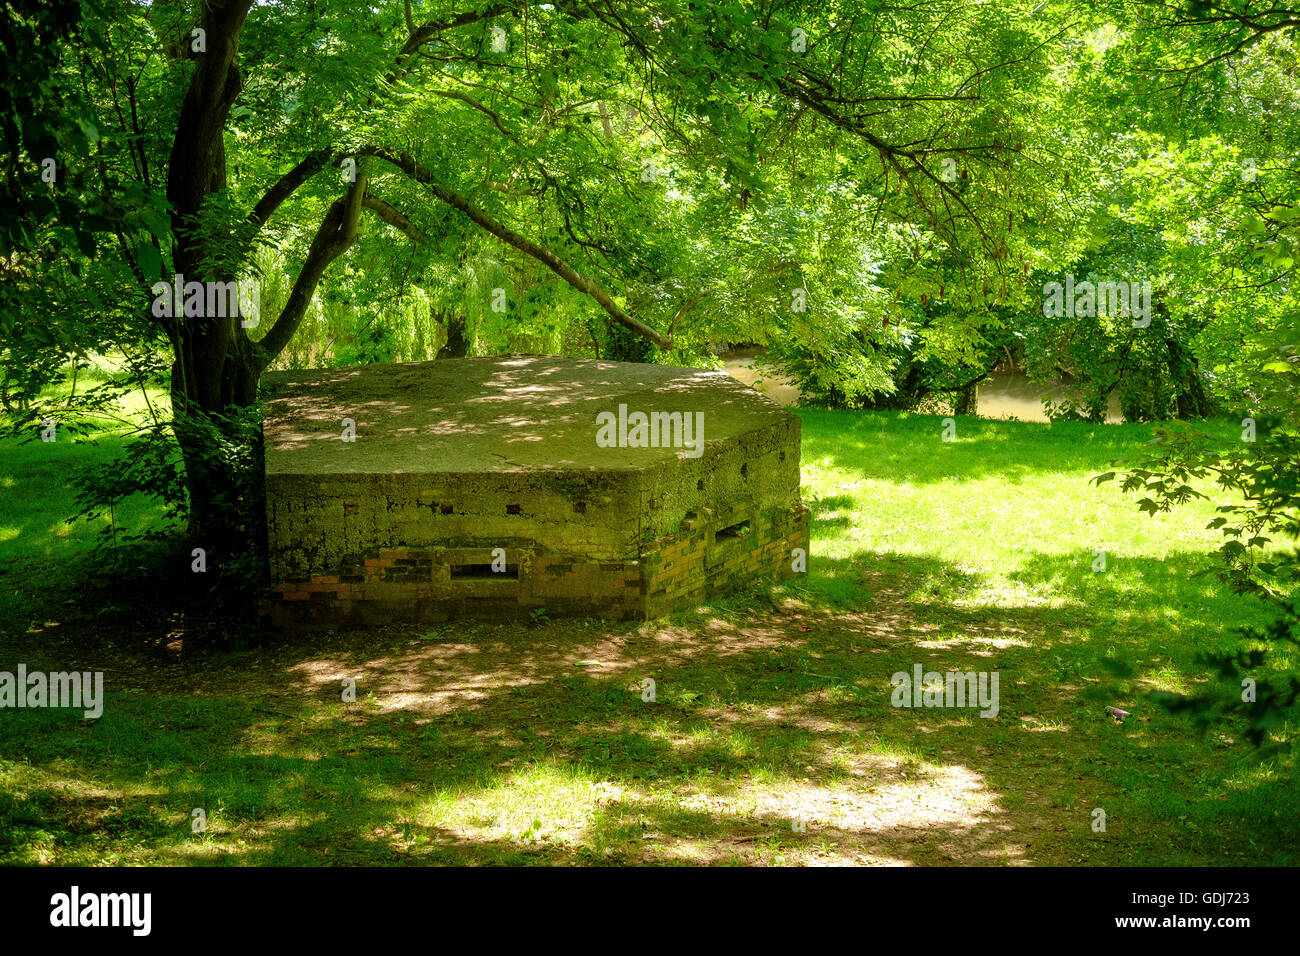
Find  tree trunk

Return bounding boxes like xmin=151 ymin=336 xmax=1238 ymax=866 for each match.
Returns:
xmin=604 ymin=320 xmax=654 ymax=362
xmin=954 ymin=383 xmax=978 ymax=415
xmin=1166 ymin=336 xmax=1211 ymax=419
xmin=162 ymin=0 xmax=265 ymax=550
xmin=437 ymin=308 xmax=471 ymax=358
xmin=161 ymin=1 xmax=367 ymax=551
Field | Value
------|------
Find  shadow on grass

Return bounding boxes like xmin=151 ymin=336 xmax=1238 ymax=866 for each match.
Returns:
xmin=1 ymin=544 xmax=1294 ymax=867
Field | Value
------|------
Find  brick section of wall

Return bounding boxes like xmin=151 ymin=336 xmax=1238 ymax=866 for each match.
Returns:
xmin=270 ymin=547 xmax=644 ymax=629
xmin=642 ymin=502 xmax=811 ymax=619
xmin=269 ymin=500 xmax=811 ymax=630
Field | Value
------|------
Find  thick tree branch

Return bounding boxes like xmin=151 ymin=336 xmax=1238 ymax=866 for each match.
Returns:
xmin=166 ymin=0 xmax=252 ymax=226
xmin=164 ymin=0 xmax=253 ymax=413
xmin=362 ymin=146 xmax=673 ymax=350
xmin=256 ymin=173 xmax=366 ymax=369
xmin=249 ymin=147 xmax=334 ymax=230
xmin=363 ymin=193 xmax=426 ymax=242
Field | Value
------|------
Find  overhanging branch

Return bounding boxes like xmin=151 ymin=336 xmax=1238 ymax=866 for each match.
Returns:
xmin=362 ymin=145 xmax=673 ymax=350
xmin=363 ymin=193 xmax=426 ymax=242
xmin=255 ymin=172 xmax=367 ymax=369
xmin=249 ymin=147 xmax=335 ymax=231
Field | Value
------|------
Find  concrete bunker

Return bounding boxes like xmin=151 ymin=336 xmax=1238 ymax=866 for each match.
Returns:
xmin=262 ymin=355 xmax=810 ymax=627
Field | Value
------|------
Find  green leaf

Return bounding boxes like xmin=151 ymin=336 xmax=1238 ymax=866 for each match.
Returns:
xmin=137 ymin=242 xmax=161 ymax=280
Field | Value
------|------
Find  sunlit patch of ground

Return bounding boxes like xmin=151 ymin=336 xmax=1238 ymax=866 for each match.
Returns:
xmin=1 ymin=409 xmax=1294 ymax=866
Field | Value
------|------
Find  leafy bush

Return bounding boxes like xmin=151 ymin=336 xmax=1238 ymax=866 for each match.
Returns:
xmin=1100 ymin=320 xmax=1299 ymax=751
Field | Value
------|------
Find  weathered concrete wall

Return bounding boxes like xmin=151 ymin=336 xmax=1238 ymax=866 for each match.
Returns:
xmin=267 ymin=470 xmax=640 ymax=581
xmin=263 ymin=355 xmax=810 ymax=628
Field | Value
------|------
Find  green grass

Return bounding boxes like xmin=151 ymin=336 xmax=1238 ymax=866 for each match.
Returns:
xmin=0 ymin=406 xmax=1294 ymax=866
xmin=0 ymin=376 xmax=174 ymax=629
xmin=797 ymin=409 xmax=1273 ymax=654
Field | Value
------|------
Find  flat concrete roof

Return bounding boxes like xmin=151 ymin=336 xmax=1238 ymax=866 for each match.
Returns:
xmin=263 ymin=355 xmax=792 ymax=475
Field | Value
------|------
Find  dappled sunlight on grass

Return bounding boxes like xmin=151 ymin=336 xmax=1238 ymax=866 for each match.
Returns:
xmin=420 ymin=760 xmax=606 ymax=846
xmin=911 ymin=630 xmax=1033 ymax=652
xmin=1138 ymin=664 xmax=1196 ymax=695
xmin=0 ymin=408 xmax=1295 ymax=865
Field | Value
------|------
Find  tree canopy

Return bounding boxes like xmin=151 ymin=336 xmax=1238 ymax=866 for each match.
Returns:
xmin=2 ymin=0 xmax=1295 ymax=555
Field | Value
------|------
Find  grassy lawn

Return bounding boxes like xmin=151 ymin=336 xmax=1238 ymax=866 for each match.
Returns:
xmin=0 ymin=408 xmax=1294 ymax=865
xmin=0 ymin=376 xmax=173 ymax=631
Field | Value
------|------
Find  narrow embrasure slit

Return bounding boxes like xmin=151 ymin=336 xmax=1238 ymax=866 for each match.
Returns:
xmin=716 ymin=520 xmax=750 ymax=539
xmin=451 ymin=563 xmax=519 ymax=580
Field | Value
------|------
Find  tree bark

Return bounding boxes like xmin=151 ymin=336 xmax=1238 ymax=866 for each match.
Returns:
xmin=1166 ymin=336 xmax=1212 ymax=419
xmin=954 ymin=383 xmax=978 ymax=415
xmin=163 ymin=0 xmax=256 ymax=543
xmin=437 ymin=308 xmax=471 ymax=358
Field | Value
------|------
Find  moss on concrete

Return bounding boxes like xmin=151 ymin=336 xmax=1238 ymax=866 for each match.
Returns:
xmin=263 ymin=355 xmax=809 ymax=625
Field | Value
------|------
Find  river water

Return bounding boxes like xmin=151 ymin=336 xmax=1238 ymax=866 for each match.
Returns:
xmin=717 ymin=347 xmax=1123 ymax=423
